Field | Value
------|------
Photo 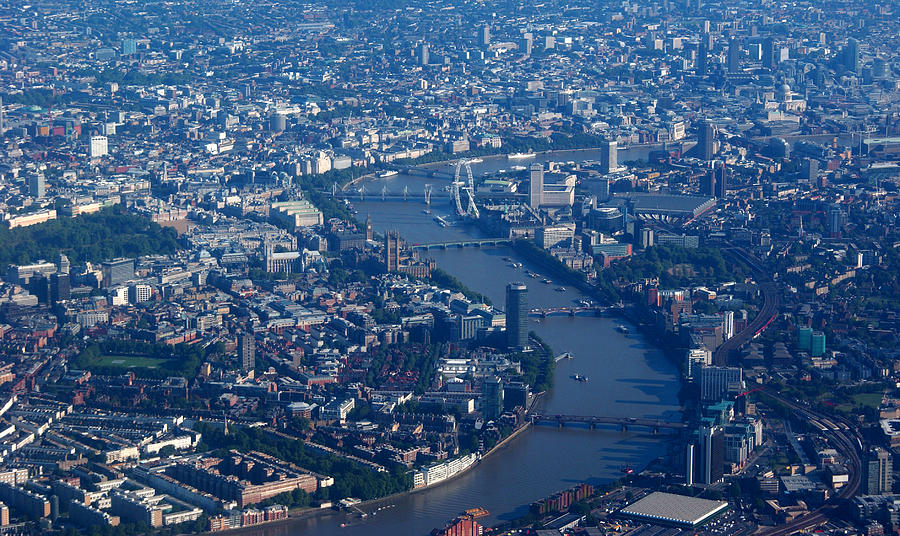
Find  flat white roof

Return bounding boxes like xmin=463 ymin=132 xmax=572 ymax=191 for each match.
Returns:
xmin=619 ymin=492 xmax=729 ymax=526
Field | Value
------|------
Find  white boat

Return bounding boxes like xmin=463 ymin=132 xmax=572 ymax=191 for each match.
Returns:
xmin=511 ymin=165 xmax=527 ymax=171
xmin=508 ymin=152 xmax=536 ymax=159
xmin=555 ymin=286 xmax=566 ymax=292
xmin=468 ymin=158 xmax=484 ymax=163
xmin=616 ymin=325 xmax=629 ymax=334
xmin=434 ymin=215 xmax=449 ymax=227
xmin=379 ymin=170 xmax=399 ymax=178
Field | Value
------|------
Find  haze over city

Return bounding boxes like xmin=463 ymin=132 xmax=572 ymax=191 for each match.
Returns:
xmin=0 ymin=0 xmax=898 ymax=535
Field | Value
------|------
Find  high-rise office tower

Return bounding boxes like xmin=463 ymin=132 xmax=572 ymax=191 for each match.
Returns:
xmin=597 ymin=177 xmax=611 ymax=202
xmin=699 ymin=365 xmax=743 ymax=401
xmin=529 ymin=164 xmax=544 ymax=209
xmin=762 ymin=37 xmax=776 ymax=70
xmin=50 ymin=273 xmax=70 ymax=303
xmin=701 ymin=170 xmax=716 ymax=196
xmin=873 ymin=57 xmax=887 ymax=78
xmin=101 ymin=258 xmax=134 ymax=288
xmin=240 ymin=334 xmax=255 ymax=372
xmin=58 ymin=254 xmax=70 ymax=275
xmin=828 ymin=205 xmax=844 ymax=238
xmin=723 ymin=311 xmax=734 ymax=340
xmin=384 ymin=230 xmax=401 ymax=272
xmin=697 ymin=425 xmax=725 ymax=484
xmin=90 ymin=135 xmax=109 ymax=158
xmin=481 ymin=376 xmax=503 ymax=420
xmin=269 ymin=114 xmax=286 ymax=132
xmin=714 ymin=162 xmax=727 ymax=198
xmin=521 ymin=33 xmax=533 ymax=56
xmin=480 ymin=25 xmax=491 ymax=47
xmin=29 ymin=275 xmax=49 ymax=304
xmin=866 ymin=447 xmax=892 ymax=494
xmin=843 ymin=37 xmax=859 ymax=72
xmin=697 ymin=121 xmax=716 ymax=160
xmin=697 ymin=37 xmax=709 ymax=75
xmin=727 ymin=37 xmax=741 ymax=72
xmin=419 ymin=43 xmax=429 ymax=66
xmin=802 ymin=158 xmax=818 ymax=182
xmin=122 ymin=38 xmax=137 ymax=56
xmin=506 ymin=282 xmax=528 ymax=349
xmin=640 ymin=227 xmax=655 ymax=249
xmin=600 ymin=140 xmax=618 ymax=174
xmin=27 ymin=173 xmax=45 ymax=199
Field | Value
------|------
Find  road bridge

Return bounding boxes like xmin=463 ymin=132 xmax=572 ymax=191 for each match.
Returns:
xmin=530 ymin=414 xmax=686 ymax=432
xmin=410 ymin=239 xmax=513 ymax=251
xmin=528 ymin=307 xmax=605 ymax=318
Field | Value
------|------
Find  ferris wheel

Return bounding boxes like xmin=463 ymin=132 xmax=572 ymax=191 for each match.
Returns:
xmin=451 ymin=159 xmax=479 ymax=218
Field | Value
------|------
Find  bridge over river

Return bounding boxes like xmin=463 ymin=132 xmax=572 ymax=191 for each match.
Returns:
xmin=530 ymin=414 xmax=687 ymax=433
xmin=528 ymin=307 xmax=605 ymax=317
xmin=410 ymin=238 xmax=513 ymax=250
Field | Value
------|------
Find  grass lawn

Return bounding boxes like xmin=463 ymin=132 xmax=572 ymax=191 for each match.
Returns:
xmin=835 ymin=392 xmax=882 ymax=412
xmin=93 ymin=354 xmax=172 ymax=369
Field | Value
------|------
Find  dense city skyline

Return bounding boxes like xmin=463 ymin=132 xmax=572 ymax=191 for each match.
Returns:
xmin=0 ymin=0 xmax=898 ymax=535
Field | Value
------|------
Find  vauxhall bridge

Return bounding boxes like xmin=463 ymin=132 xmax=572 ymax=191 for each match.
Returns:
xmin=528 ymin=306 xmax=605 ymax=318
xmin=530 ymin=414 xmax=687 ymax=433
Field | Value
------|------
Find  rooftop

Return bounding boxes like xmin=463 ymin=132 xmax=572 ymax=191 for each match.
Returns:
xmin=618 ymin=492 xmax=729 ymax=527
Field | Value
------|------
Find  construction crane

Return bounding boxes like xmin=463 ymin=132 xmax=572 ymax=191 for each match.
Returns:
xmin=735 ymin=386 xmax=763 ymax=399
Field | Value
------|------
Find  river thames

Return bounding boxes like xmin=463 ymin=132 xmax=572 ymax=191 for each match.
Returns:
xmin=242 ymin=150 xmax=682 ymax=536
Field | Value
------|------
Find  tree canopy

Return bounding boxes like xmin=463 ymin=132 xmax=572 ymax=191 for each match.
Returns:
xmin=0 ymin=205 xmax=181 ymax=266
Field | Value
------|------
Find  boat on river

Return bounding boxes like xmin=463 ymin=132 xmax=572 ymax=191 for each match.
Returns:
xmin=464 ymin=507 xmax=489 ymax=519
xmin=508 ymin=152 xmax=536 ymax=159
xmin=616 ymin=324 xmax=629 ymax=334
xmin=379 ymin=170 xmax=399 ymax=178
xmin=572 ymin=374 xmax=588 ymax=382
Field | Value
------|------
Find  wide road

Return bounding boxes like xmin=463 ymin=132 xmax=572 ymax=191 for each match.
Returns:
xmin=714 ymin=247 xmax=779 ymax=365
xmin=757 ymin=390 xmax=863 ymax=536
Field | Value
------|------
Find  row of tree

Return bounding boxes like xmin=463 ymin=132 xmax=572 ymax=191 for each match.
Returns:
xmin=73 ymin=339 xmax=208 ymax=379
xmin=194 ymin=423 xmax=412 ymax=501
xmin=598 ymin=245 xmax=747 ymax=297
xmin=0 ymin=205 xmax=180 ymax=266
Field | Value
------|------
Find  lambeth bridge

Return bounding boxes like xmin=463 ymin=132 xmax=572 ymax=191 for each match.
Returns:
xmin=530 ymin=414 xmax=687 ymax=433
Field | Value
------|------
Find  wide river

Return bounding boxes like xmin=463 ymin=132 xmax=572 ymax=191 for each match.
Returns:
xmin=246 ymin=149 xmax=682 ymax=536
